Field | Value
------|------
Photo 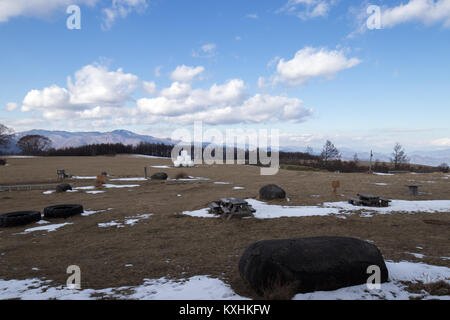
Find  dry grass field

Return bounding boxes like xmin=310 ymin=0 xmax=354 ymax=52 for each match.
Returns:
xmin=0 ymin=155 xmax=449 ymax=299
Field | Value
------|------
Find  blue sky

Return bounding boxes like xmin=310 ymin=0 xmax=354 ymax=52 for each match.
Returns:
xmin=1 ymin=0 xmax=449 ymax=152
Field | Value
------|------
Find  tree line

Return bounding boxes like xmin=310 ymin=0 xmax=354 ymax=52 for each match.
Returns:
xmin=1 ymin=123 xmax=448 ymax=173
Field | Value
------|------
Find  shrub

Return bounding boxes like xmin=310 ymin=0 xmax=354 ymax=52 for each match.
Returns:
xmin=0 ymin=159 xmax=6 ymax=166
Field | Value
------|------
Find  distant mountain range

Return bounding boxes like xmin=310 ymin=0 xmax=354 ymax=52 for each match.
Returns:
xmin=1 ymin=129 xmax=449 ymax=167
xmin=0 ymin=129 xmax=175 ymax=154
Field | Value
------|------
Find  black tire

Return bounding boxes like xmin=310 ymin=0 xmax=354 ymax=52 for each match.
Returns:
xmin=0 ymin=211 xmax=41 ymax=227
xmin=44 ymin=204 xmax=84 ymax=219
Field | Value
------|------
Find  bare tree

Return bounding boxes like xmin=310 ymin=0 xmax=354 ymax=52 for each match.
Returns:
xmin=17 ymin=135 xmax=52 ymax=155
xmin=390 ymin=143 xmax=409 ymax=169
xmin=353 ymin=153 xmax=359 ymax=163
xmin=320 ymin=140 xmax=340 ymax=163
xmin=439 ymin=163 xmax=449 ymax=173
xmin=0 ymin=123 xmax=14 ymax=148
xmin=305 ymin=146 xmax=313 ymax=155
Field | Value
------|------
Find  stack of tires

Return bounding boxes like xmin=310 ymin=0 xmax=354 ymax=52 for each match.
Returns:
xmin=0 ymin=204 xmax=84 ymax=227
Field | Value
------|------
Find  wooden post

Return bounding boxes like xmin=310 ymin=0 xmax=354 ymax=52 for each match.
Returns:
xmin=144 ymin=167 xmax=148 ymax=179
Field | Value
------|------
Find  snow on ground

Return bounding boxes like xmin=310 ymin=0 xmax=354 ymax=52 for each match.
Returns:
xmin=181 ymin=199 xmax=341 ymax=219
xmin=19 ymin=223 xmax=73 ymax=234
xmin=129 ymin=154 xmax=169 ymax=159
xmin=374 ymin=183 xmax=390 ymax=186
xmin=406 ymin=252 xmax=425 ymax=259
xmin=42 ymin=190 xmax=55 ymax=195
xmin=71 ymin=176 xmax=97 ymax=180
xmin=86 ymin=190 xmax=105 ymax=194
xmin=0 ymin=276 xmax=246 ymax=300
xmin=181 ymin=199 xmax=450 ymax=219
xmin=109 ymin=178 xmax=147 ymax=181
xmin=103 ymin=184 xmax=140 ymax=189
xmin=151 ymin=165 xmax=171 ymax=169
xmin=98 ymin=214 xmax=152 ymax=228
xmin=214 ymin=182 xmax=231 ymax=185
xmin=324 ymin=200 xmax=450 ymax=214
xmin=373 ymin=172 xmax=394 ymax=176
xmin=0 ymin=261 xmax=448 ymax=300
xmin=293 ymin=261 xmax=450 ymax=300
xmin=167 ymin=176 xmax=210 ymax=182
xmin=81 ymin=209 xmax=108 ymax=217
xmin=2 ymin=155 xmax=38 ymax=159
xmin=233 ymin=187 xmax=245 ymax=190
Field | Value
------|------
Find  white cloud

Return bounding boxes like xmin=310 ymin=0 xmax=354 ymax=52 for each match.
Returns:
xmin=15 ymin=63 xmax=313 ymax=127
xmin=170 ymin=65 xmax=205 ymax=82
xmin=142 ymin=81 xmax=157 ymax=95
xmin=21 ymin=63 xmax=139 ymax=120
xmin=278 ymin=0 xmax=334 ymax=20
xmin=102 ymin=0 xmax=148 ymax=30
xmin=431 ymin=138 xmax=450 ymax=147
xmin=192 ymin=43 xmax=217 ymax=58
xmin=0 ymin=0 xmax=97 ymax=23
xmin=380 ymin=0 xmax=450 ymax=28
xmin=246 ymin=13 xmax=259 ymax=19
xmin=272 ymin=47 xmax=361 ymax=86
xmin=5 ymin=102 xmax=19 ymax=112
xmin=137 ymin=79 xmax=312 ymax=125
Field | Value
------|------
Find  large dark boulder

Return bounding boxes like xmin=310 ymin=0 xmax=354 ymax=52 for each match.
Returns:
xmin=259 ymin=184 xmax=286 ymax=200
xmin=151 ymin=172 xmax=168 ymax=180
xmin=239 ymin=237 xmax=389 ymax=296
xmin=56 ymin=183 xmax=72 ymax=193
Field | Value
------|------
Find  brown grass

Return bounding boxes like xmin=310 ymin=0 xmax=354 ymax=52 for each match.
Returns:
xmin=0 ymin=155 xmax=449 ymax=298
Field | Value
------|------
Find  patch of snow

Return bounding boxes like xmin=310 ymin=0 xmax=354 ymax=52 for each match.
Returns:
xmin=81 ymin=209 xmax=105 ymax=217
xmin=36 ymin=220 xmax=50 ymax=225
xmin=293 ymin=261 xmax=450 ymax=300
xmin=374 ymin=183 xmax=389 ymax=186
xmin=373 ymin=172 xmax=394 ymax=176
xmin=103 ymin=184 xmax=140 ymax=188
xmin=233 ymin=187 xmax=245 ymax=190
xmin=86 ymin=190 xmax=105 ymax=194
xmin=324 ymin=200 xmax=450 ymax=215
xmin=98 ymin=214 xmax=152 ymax=228
xmin=181 ymin=199 xmax=341 ymax=219
xmin=406 ymin=252 xmax=425 ymax=259
xmin=71 ymin=176 xmax=97 ymax=180
xmin=109 ymin=178 xmax=147 ymax=181
xmin=3 ymin=155 xmax=37 ymax=159
xmin=214 ymin=182 xmax=231 ymax=185
xmin=20 ymin=223 xmax=73 ymax=234
xmin=151 ymin=166 xmax=171 ymax=169
xmin=0 ymin=276 xmax=246 ymax=300
xmin=32 ymin=268 xmax=39 ymax=271
xmin=42 ymin=190 xmax=55 ymax=195
xmin=441 ymin=257 xmax=450 ymax=261
xmin=167 ymin=177 xmax=210 ymax=182
xmin=129 ymin=154 xmax=169 ymax=159
xmin=124 ymin=264 xmax=133 ymax=267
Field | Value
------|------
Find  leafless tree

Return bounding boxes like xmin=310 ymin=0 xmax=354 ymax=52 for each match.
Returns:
xmin=17 ymin=135 xmax=52 ymax=155
xmin=390 ymin=143 xmax=409 ymax=169
xmin=0 ymin=123 xmax=14 ymax=148
xmin=305 ymin=146 xmax=313 ymax=155
xmin=320 ymin=140 xmax=341 ymax=163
